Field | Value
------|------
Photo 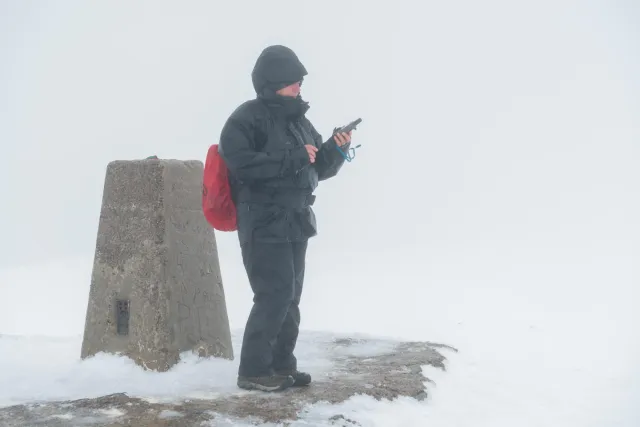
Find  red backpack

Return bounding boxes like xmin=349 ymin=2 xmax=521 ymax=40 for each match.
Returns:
xmin=202 ymin=144 xmax=237 ymax=231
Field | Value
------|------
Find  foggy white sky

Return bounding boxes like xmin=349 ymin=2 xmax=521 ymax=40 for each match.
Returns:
xmin=1 ymin=0 xmax=638 ymax=273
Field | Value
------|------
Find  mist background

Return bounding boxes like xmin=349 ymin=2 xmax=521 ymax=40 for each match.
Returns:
xmin=1 ymin=1 xmax=638 ymax=425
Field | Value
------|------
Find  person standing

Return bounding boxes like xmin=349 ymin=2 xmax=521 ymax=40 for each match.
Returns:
xmin=218 ymin=45 xmax=353 ymax=391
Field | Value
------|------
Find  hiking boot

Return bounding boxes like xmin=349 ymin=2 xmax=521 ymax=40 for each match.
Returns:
xmin=274 ymin=370 xmax=312 ymax=387
xmin=237 ymin=374 xmax=295 ymax=392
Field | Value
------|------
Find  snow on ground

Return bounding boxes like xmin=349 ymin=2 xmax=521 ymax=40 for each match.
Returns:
xmin=0 ymin=250 xmax=638 ymax=426
xmin=0 ymin=329 xmax=451 ymax=427
xmin=0 ymin=331 xmax=350 ymax=407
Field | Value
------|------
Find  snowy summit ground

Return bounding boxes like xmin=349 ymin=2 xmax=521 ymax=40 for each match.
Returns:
xmin=0 ymin=253 xmax=638 ymax=426
xmin=0 ymin=330 xmax=456 ymax=426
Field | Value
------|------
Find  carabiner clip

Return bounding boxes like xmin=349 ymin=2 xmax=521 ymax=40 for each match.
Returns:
xmin=335 ymin=144 xmax=362 ymax=162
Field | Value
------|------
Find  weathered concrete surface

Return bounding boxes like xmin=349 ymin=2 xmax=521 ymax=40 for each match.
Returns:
xmin=0 ymin=337 xmax=458 ymax=426
xmin=80 ymin=159 xmax=233 ymax=371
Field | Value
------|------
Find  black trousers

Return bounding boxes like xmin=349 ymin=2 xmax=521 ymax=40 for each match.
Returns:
xmin=238 ymin=238 xmax=307 ymax=377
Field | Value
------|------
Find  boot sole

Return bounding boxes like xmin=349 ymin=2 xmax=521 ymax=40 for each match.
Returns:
xmin=237 ymin=376 xmax=295 ymax=392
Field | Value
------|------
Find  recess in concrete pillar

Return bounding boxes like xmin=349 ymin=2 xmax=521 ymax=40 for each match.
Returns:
xmin=80 ymin=158 xmax=233 ymax=371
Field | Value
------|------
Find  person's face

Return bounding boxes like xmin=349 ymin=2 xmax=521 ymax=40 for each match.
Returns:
xmin=276 ymin=80 xmax=302 ymax=98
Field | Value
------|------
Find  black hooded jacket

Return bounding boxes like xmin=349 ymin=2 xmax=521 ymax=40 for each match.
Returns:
xmin=218 ymin=45 xmax=349 ymax=244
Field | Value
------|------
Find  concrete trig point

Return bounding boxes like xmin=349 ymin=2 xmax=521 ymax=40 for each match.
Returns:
xmin=80 ymin=158 xmax=233 ymax=371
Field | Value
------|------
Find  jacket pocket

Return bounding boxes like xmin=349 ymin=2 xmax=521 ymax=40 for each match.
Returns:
xmin=300 ymin=207 xmax=317 ymax=238
xmin=248 ymin=203 xmax=288 ymax=242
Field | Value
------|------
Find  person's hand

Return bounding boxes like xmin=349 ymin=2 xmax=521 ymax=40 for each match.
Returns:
xmin=305 ymin=144 xmax=318 ymax=163
xmin=334 ymin=131 xmax=352 ymax=147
